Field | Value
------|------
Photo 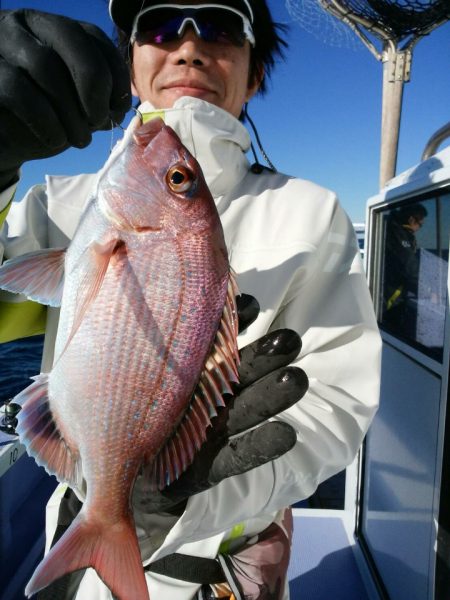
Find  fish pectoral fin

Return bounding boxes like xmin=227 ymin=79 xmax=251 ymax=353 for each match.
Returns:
xmin=25 ymin=513 xmax=149 ymax=600
xmin=149 ymin=273 xmax=240 ymax=491
xmin=15 ymin=373 xmax=82 ymax=488
xmin=0 ymin=248 xmax=66 ymax=306
xmin=56 ymin=238 xmax=124 ymax=363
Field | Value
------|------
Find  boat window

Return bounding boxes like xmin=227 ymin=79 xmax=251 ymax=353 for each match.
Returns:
xmin=374 ymin=191 xmax=450 ymax=361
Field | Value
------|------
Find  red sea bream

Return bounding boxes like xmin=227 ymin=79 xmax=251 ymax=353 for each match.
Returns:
xmin=0 ymin=117 xmax=239 ymax=600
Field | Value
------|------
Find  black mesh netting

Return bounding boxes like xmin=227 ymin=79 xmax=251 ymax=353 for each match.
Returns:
xmin=286 ymin=0 xmax=450 ymax=47
xmin=321 ymin=0 xmax=450 ymax=38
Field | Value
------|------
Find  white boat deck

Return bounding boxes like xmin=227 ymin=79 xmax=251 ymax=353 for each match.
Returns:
xmin=289 ymin=509 xmax=380 ymax=600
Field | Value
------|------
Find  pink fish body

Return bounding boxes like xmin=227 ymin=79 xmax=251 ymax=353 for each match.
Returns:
xmin=0 ymin=118 xmax=238 ymax=600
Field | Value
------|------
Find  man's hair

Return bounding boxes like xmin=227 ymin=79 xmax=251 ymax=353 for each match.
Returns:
xmin=114 ymin=0 xmax=288 ymax=96
xmin=396 ymin=203 xmax=428 ymax=224
xmin=246 ymin=0 xmax=288 ymax=94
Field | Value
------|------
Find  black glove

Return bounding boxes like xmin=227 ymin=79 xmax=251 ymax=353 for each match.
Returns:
xmin=0 ymin=9 xmax=131 ymax=189
xmin=133 ymin=293 xmax=308 ymax=515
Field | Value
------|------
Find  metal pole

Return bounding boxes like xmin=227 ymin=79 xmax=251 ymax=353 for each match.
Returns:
xmin=379 ymin=42 xmax=407 ymax=188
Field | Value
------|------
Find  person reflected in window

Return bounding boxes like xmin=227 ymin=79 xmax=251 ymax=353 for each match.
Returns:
xmin=382 ymin=203 xmax=428 ymax=338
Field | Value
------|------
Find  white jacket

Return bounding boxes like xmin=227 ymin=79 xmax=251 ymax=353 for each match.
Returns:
xmin=0 ymin=97 xmax=381 ymax=599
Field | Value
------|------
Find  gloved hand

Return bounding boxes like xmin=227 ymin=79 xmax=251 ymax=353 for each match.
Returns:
xmin=0 ymin=9 xmax=131 ymax=190
xmin=133 ymin=293 xmax=308 ymax=515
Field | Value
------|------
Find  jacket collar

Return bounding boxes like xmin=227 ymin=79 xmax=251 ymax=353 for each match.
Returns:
xmin=135 ymin=97 xmax=251 ymax=199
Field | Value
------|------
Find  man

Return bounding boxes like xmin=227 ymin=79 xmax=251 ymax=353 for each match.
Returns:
xmin=0 ymin=2 xmax=381 ymax=599
xmin=382 ymin=203 xmax=428 ymax=338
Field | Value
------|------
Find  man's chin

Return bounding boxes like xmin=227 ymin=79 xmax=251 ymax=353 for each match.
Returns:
xmin=163 ymin=88 xmax=218 ymax=107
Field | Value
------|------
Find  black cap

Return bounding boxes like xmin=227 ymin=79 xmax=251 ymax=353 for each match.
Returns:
xmin=109 ymin=0 xmax=254 ymax=35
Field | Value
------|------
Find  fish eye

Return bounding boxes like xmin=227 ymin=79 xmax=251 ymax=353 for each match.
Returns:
xmin=166 ymin=165 xmax=195 ymax=194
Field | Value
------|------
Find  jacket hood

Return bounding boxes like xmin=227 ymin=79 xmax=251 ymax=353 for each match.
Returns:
xmin=135 ymin=97 xmax=252 ymax=199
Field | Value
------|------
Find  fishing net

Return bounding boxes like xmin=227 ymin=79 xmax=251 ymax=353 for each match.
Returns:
xmin=285 ymin=0 xmax=361 ymax=48
xmin=287 ymin=0 xmax=450 ymax=44
xmin=286 ymin=0 xmax=450 ymax=186
xmin=322 ymin=0 xmax=450 ymax=38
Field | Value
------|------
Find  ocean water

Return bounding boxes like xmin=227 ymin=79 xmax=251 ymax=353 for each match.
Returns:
xmin=0 ymin=335 xmax=44 ymax=403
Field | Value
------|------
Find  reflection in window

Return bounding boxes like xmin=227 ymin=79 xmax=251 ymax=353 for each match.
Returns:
xmin=377 ymin=193 xmax=449 ymax=361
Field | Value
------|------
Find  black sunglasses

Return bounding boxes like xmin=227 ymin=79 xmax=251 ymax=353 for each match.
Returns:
xmin=131 ymin=4 xmax=255 ymax=47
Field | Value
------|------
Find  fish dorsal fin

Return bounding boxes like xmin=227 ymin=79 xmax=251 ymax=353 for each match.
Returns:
xmin=0 ymin=248 xmax=66 ymax=306
xmin=15 ymin=374 xmax=82 ymax=488
xmin=54 ymin=238 xmax=124 ymax=365
xmin=150 ymin=271 xmax=240 ymax=490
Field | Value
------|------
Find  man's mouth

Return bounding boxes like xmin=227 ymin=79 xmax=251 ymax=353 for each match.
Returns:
xmin=163 ymin=80 xmax=216 ymax=96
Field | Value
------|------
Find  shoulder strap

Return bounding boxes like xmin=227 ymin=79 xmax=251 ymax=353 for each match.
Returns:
xmin=145 ymin=553 xmax=225 ymax=584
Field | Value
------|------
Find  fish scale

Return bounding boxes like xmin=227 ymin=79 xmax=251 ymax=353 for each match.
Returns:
xmin=75 ymin=246 xmax=211 ymax=510
xmin=0 ymin=117 xmax=239 ymax=600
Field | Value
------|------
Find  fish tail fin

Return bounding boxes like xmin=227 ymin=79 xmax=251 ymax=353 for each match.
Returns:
xmin=25 ymin=512 xmax=149 ymax=600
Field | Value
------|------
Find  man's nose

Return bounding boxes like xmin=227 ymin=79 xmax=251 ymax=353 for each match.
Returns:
xmin=171 ymin=26 xmax=210 ymax=66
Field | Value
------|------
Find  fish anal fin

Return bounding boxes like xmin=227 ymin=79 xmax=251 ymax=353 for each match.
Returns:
xmin=15 ymin=374 xmax=82 ymax=488
xmin=150 ymin=408 xmax=204 ymax=491
xmin=25 ymin=513 xmax=149 ymax=600
xmin=151 ymin=273 xmax=240 ymax=491
xmin=0 ymin=248 xmax=66 ymax=306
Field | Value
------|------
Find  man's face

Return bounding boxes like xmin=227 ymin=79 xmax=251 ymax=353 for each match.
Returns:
xmin=130 ymin=2 xmax=261 ymax=118
xmin=407 ymin=215 xmax=425 ymax=233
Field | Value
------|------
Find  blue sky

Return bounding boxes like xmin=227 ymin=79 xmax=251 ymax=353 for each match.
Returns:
xmin=2 ymin=0 xmax=450 ymax=222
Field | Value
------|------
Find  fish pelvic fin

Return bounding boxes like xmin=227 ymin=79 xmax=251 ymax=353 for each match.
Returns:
xmin=15 ymin=374 xmax=82 ymax=488
xmin=150 ymin=272 xmax=240 ymax=490
xmin=0 ymin=248 xmax=66 ymax=306
xmin=25 ymin=512 xmax=149 ymax=600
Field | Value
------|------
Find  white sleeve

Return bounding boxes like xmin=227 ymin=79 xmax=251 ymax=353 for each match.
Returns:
xmin=189 ymin=199 xmax=381 ymax=534
xmin=0 ymin=182 xmax=50 ymax=263
xmin=0 ymin=181 xmax=18 ymax=263
xmin=0 ymin=181 xmax=50 ymax=343
xmin=0 ymin=182 xmax=16 ymax=211
xmin=267 ymin=202 xmax=381 ymax=503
